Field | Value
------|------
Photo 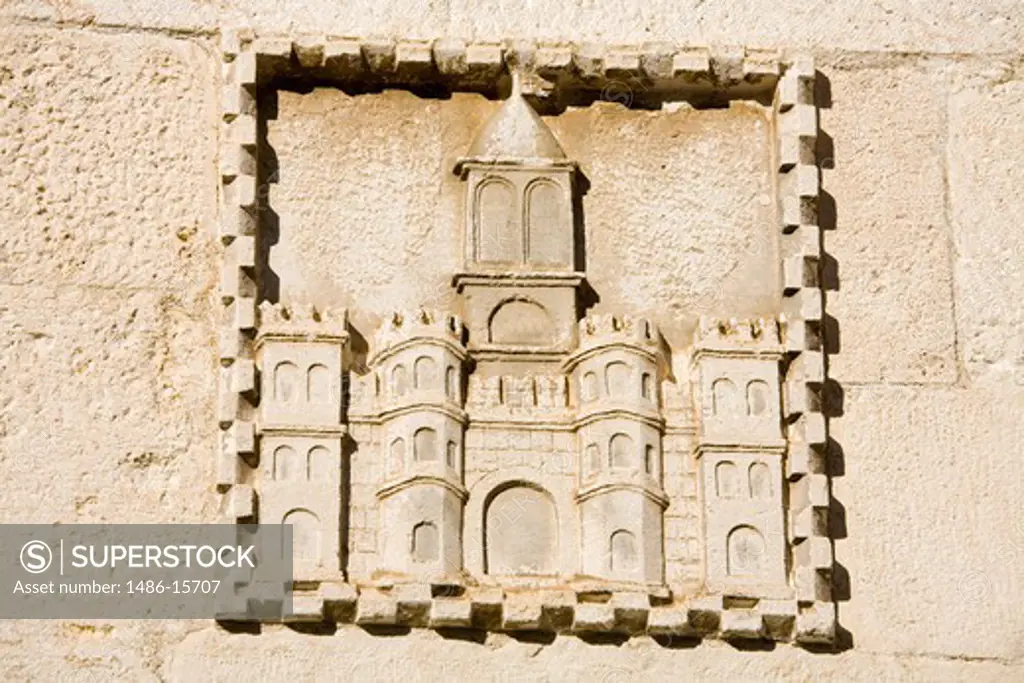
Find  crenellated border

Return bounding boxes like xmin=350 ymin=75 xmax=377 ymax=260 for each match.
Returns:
xmin=773 ymin=59 xmax=836 ymax=644
xmin=214 ymin=28 xmax=835 ymax=645
xmin=216 ymin=31 xmax=259 ymax=523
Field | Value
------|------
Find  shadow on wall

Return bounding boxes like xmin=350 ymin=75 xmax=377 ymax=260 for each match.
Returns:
xmin=812 ymin=70 xmax=853 ymax=653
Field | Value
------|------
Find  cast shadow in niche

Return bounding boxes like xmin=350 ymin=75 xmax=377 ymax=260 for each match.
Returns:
xmin=256 ymin=88 xmax=281 ymax=304
xmin=808 ymin=69 xmax=852 ymax=653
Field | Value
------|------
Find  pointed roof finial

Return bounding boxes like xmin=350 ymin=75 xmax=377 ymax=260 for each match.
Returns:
xmin=456 ymin=69 xmax=568 ymax=167
xmin=510 ymin=69 xmax=524 ymax=99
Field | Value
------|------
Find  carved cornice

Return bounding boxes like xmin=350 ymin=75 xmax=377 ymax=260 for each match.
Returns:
xmin=376 ymin=474 xmax=470 ymax=502
xmin=575 ymin=480 xmax=669 ymax=508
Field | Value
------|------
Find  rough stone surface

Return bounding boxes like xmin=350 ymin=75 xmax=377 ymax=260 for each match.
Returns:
xmin=832 ymin=384 xmax=1024 ymax=660
xmin=948 ymin=69 xmax=1024 ymax=385
xmin=0 ymin=5 xmax=1022 ymax=680
xmin=821 ymin=59 xmax=957 ymax=384
xmin=3 ymin=1 xmax=1024 ymax=54
xmin=269 ymin=90 xmax=775 ymax=347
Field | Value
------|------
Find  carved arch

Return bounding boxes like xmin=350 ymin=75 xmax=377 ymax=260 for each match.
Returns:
xmin=282 ymin=508 xmax=320 ymax=563
xmin=306 ymin=363 xmax=330 ymax=403
xmin=483 ymin=481 xmax=558 ymax=575
xmin=523 ymin=177 xmax=569 ymax=265
xmin=474 ymin=177 xmax=519 ymax=263
xmin=273 ymin=361 xmax=300 ymax=402
xmin=464 ymin=467 xmax=577 ymax=577
xmin=488 ymin=296 xmax=554 ymax=346
xmin=727 ymin=525 xmax=766 ymax=577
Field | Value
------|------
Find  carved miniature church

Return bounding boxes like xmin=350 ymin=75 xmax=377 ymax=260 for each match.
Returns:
xmin=250 ymin=75 xmax=795 ymax=624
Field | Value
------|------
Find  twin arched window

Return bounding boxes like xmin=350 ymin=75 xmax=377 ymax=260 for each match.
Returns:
xmin=474 ymin=178 xmax=570 ymax=266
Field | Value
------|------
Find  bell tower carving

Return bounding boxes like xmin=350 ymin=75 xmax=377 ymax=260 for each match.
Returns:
xmin=453 ymin=73 xmax=584 ymax=366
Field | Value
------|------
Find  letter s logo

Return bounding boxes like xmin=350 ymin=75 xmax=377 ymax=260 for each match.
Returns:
xmin=20 ymin=541 xmax=52 ymax=574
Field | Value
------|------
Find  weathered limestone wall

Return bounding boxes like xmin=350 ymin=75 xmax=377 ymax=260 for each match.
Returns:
xmin=1 ymin=3 xmax=1023 ymax=680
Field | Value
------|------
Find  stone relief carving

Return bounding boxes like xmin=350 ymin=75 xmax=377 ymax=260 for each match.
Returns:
xmin=216 ymin=31 xmax=834 ymax=644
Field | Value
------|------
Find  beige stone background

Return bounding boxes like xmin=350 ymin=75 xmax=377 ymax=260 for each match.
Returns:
xmin=0 ymin=1 xmax=1023 ymax=680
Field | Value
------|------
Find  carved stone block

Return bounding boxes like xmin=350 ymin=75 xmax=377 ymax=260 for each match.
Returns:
xmin=215 ymin=40 xmax=834 ymax=644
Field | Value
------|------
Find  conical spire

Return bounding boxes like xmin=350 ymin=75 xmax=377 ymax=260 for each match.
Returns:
xmin=463 ymin=72 xmax=567 ymax=163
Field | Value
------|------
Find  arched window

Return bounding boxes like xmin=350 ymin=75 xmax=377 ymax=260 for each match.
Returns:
xmin=489 ymin=299 xmax=553 ymax=346
xmin=605 ymin=361 xmax=631 ymax=398
xmin=414 ymin=356 xmax=437 ymax=390
xmin=485 ymin=485 xmax=557 ymax=575
xmin=282 ymin=509 xmax=320 ymax=563
xmin=610 ymin=530 xmax=638 ymax=575
xmin=641 ymin=372 xmax=653 ymax=400
xmin=747 ymin=380 xmax=771 ymax=416
xmin=391 ymin=364 xmax=409 ymax=397
xmin=712 ymin=377 xmax=740 ymax=416
xmin=412 ymin=522 xmax=439 ymax=562
xmin=273 ymin=445 xmax=298 ymax=481
xmin=274 ymin=361 xmax=299 ymax=402
xmin=389 ymin=437 xmax=405 ymax=473
xmin=609 ymin=433 xmax=634 ymax=469
xmin=445 ymin=366 xmax=457 ymax=400
xmin=414 ymin=427 xmax=437 ymax=462
xmin=715 ymin=461 xmax=740 ymax=498
xmin=475 ymin=179 xmax=519 ymax=263
xmin=446 ymin=441 xmax=458 ymax=468
xmin=525 ymin=180 xmax=570 ymax=265
xmin=306 ymin=363 xmax=330 ymax=403
xmin=307 ymin=446 xmax=331 ymax=480
xmin=749 ymin=462 xmax=772 ymax=499
xmin=581 ymin=371 xmax=599 ymax=402
xmin=727 ymin=525 xmax=766 ymax=577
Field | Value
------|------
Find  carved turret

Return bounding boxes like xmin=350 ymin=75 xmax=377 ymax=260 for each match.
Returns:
xmin=565 ymin=313 xmax=668 ymax=585
xmin=372 ymin=309 xmax=469 ymax=583
xmin=453 ymin=72 xmax=585 ymax=364
xmin=691 ymin=316 xmax=789 ymax=598
xmin=254 ymin=301 xmax=349 ymax=581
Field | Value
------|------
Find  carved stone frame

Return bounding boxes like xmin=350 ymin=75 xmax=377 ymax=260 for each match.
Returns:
xmin=215 ymin=29 xmax=834 ymax=645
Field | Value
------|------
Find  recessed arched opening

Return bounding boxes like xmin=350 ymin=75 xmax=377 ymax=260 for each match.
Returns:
xmin=475 ymin=178 xmax=519 ymax=263
xmin=484 ymin=483 xmax=557 ymax=575
xmin=273 ymin=445 xmax=298 ymax=481
xmin=388 ymin=437 xmax=405 ymax=474
xmin=445 ymin=366 xmax=457 ymax=400
xmin=412 ymin=522 xmax=439 ymax=563
xmin=306 ymin=445 xmax=331 ymax=480
xmin=581 ymin=371 xmax=599 ymax=402
xmin=282 ymin=508 xmax=320 ymax=563
xmin=605 ymin=361 xmax=631 ymax=398
xmin=306 ymin=363 xmax=330 ymax=403
xmin=712 ymin=377 xmax=740 ymax=416
xmin=609 ymin=433 xmax=634 ymax=469
xmin=391 ymin=364 xmax=409 ymax=397
xmin=715 ymin=461 xmax=740 ymax=498
xmin=274 ymin=361 xmax=300 ymax=403
xmin=749 ymin=461 xmax=772 ymax=499
xmin=488 ymin=298 xmax=554 ymax=346
xmin=727 ymin=525 xmax=766 ymax=577
xmin=414 ymin=355 xmax=437 ymax=390
xmin=610 ymin=529 xmax=639 ymax=576
xmin=524 ymin=179 xmax=569 ymax=266
xmin=746 ymin=379 xmax=771 ymax=416
xmin=414 ymin=427 xmax=438 ymax=462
